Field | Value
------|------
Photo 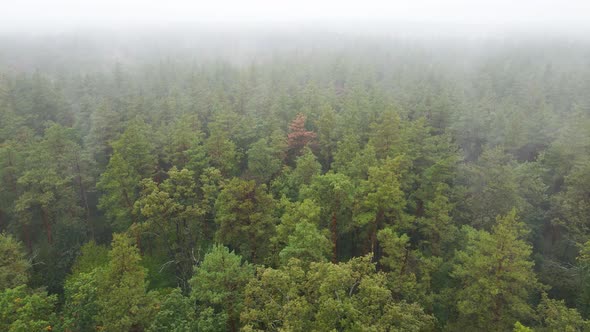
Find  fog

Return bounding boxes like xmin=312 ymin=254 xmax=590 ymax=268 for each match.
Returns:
xmin=2 ymin=0 xmax=590 ymax=36
xmin=1 ymin=0 xmax=589 ymax=74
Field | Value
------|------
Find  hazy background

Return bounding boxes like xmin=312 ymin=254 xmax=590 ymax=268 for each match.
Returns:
xmin=1 ymin=0 xmax=589 ymax=74
xmin=2 ymin=0 xmax=590 ymax=35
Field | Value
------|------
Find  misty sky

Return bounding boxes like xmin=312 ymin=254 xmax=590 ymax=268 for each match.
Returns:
xmin=1 ymin=0 xmax=589 ymax=35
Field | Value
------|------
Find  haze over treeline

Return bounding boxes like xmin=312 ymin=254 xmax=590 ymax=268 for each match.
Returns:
xmin=1 ymin=25 xmax=589 ymax=76
xmin=2 ymin=4 xmax=590 ymax=331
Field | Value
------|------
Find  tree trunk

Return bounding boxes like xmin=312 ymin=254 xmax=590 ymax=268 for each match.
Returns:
xmin=370 ymin=209 xmax=384 ymax=261
xmin=24 ymin=223 xmax=32 ymax=251
xmin=400 ymin=248 xmax=409 ymax=277
xmin=7 ymin=149 xmax=17 ymax=194
xmin=134 ymin=227 xmax=142 ymax=253
xmin=41 ymin=207 xmax=52 ymax=244
xmin=75 ymin=158 xmax=93 ymax=239
xmin=416 ymin=199 xmax=424 ymax=218
xmin=331 ymin=211 xmax=338 ymax=263
xmin=251 ymin=234 xmax=258 ymax=263
xmin=123 ymin=189 xmax=135 ymax=222
xmin=228 ymin=299 xmax=238 ymax=332
xmin=492 ymin=257 xmax=505 ymax=326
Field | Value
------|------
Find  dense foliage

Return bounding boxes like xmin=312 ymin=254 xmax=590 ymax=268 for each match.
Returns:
xmin=1 ymin=33 xmax=590 ymax=331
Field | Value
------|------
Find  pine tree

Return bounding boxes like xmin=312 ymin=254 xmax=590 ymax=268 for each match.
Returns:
xmin=97 ymin=118 xmax=156 ymax=231
xmin=242 ymin=256 xmax=433 ymax=331
xmin=0 ymin=233 xmax=29 ymax=290
xmin=459 ymin=147 xmax=523 ymax=229
xmin=274 ymin=198 xmax=322 ymax=251
xmin=14 ymin=124 xmax=84 ymax=244
xmin=86 ymin=100 xmax=123 ymax=168
xmin=416 ymin=183 xmax=457 ymax=256
xmin=161 ymin=113 xmax=203 ymax=170
xmin=0 ymin=285 xmax=57 ymax=331
xmin=577 ymin=240 xmax=590 ymax=317
xmin=190 ymin=245 xmax=253 ymax=332
xmin=147 ymin=289 xmax=196 ymax=332
xmin=204 ymin=127 xmax=239 ymax=177
xmin=537 ymin=293 xmax=588 ymax=331
xmin=97 ymin=153 xmax=141 ymax=231
xmin=368 ymin=108 xmax=401 ymax=160
xmin=290 ymin=147 xmax=322 ymax=188
xmin=62 ymin=271 xmax=100 ymax=331
xmin=452 ymin=210 xmax=541 ymax=331
xmin=355 ymin=156 xmax=409 ymax=255
xmin=247 ymin=138 xmax=283 ymax=184
xmin=287 ymin=113 xmax=316 ymax=162
xmin=302 ymin=172 xmax=354 ymax=262
xmin=134 ymin=167 xmax=205 ymax=293
xmin=314 ymin=104 xmax=337 ymax=169
xmin=279 ymin=222 xmax=331 ymax=265
xmin=95 ymin=234 xmax=155 ymax=331
xmin=214 ymin=178 xmax=276 ymax=263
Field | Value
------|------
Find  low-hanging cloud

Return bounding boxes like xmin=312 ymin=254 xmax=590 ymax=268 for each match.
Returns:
xmin=1 ymin=0 xmax=590 ymax=36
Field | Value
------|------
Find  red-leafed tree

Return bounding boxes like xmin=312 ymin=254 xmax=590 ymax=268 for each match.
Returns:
xmin=287 ymin=113 xmax=316 ymax=161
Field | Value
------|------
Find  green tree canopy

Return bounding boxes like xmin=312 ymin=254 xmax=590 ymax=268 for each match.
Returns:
xmin=190 ymin=245 xmax=254 ymax=332
xmin=451 ymin=210 xmax=542 ymax=331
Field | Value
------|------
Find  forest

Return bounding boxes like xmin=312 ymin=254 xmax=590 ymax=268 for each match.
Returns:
xmin=0 ymin=32 xmax=590 ymax=331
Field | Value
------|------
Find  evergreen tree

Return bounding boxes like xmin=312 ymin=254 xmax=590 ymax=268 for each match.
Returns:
xmin=95 ymin=234 xmax=155 ymax=331
xmin=97 ymin=118 xmax=156 ymax=231
xmin=314 ymin=104 xmax=338 ymax=169
xmin=134 ymin=167 xmax=205 ymax=293
xmin=190 ymin=245 xmax=253 ymax=332
xmin=148 ymin=289 xmax=196 ymax=332
xmin=452 ymin=210 xmax=541 ymax=331
xmin=214 ymin=178 xmax=276 ymax=263
xmin=247 ymin=138 xmax=283 ymax=184
xmin=204 ymin=127 xmax=239 ymax=177
xmin=272 ymin=147 xmax=322 ymax=200
xmin=62 ymin=271 xmax=100 ymax=331
xmin=0 ymin=233 xmax=29 ymax=290
xmin=287 ymin=113 xmax=316 ymax=162
xmin=577 ymin=240 xmax=590 ymax=317
xmin=160 ymin=113 xmax=203 ymax=170
xmin=279 ymin=221 xmax=331 ymax=265
xmin=0 ymin=285 xmax=57 ymax=332
xmin=355 ymin=156 xmax=409 ymax=255
xmin=14 ymin=123 xmax=85 ymax=245
xmin=537 ymin=293 xmax=588 ymax=331
xmin=273 ymin=198 xmax=323 ymax=259
xmin=458 ymin=147 xmax=523 ymax=229
xmin=368 ymin=108 xmax=401 ymax=160
xmin=242 ymin=256 xmax=433 ymax=331
xmin=302 ymin=172 xmax=354 ymax=262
